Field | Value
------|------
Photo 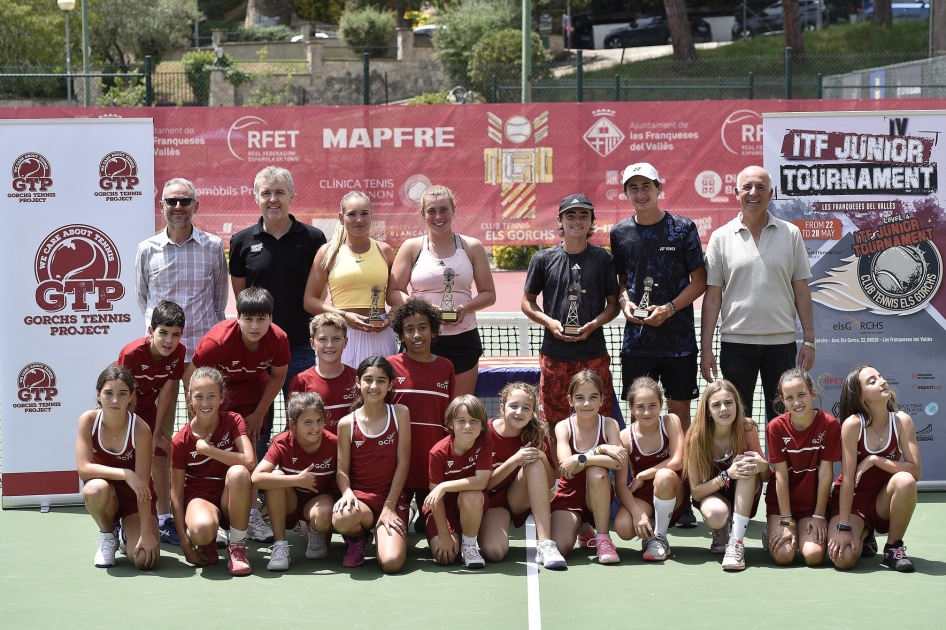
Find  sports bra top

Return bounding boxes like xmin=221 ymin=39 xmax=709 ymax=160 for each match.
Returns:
xmin=327 ymin=240 xmax=389 ymax=309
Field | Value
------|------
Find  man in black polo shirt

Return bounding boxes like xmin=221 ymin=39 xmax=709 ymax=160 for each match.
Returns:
xmin=229 ymin=165 xmax=327 ymax=454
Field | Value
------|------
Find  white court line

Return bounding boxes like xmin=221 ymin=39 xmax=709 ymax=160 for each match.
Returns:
xmin=525 ymin=515 xmax=542 ymax=630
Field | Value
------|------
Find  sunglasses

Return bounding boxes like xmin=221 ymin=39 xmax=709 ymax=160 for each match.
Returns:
xmin=163 ymin=198 xmax=194 ymax=207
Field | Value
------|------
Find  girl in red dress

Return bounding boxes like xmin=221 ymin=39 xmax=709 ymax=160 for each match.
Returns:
xmin=827 ymin=365 xmax=921 ymax=572
xmin=332 ymin=356 xmax=411 ymax=573
xmin=253 ymin=392 xmax=340 ymax=571
xmin=76 ymin=366 xmax=159 ymax=569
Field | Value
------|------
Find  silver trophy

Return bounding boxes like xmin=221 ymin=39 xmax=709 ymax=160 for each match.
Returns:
xmin=633 ymin=277 xmax=656 ymax=319
xmin=563 ymin=281 xmax=583 ymax=336
xmin=440 ymin=267 xmax=458 ymax=322
xmin=368 ymin=285 xmax=385 ymax=328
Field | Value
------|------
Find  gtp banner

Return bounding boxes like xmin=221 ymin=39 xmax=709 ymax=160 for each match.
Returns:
xmin=5 ymin=99 xmax=944 ymax=248
xmin=764 ymin=110 xmax=945 ymax=487
xmin=0 ymin=119 xmax=154 ymax=508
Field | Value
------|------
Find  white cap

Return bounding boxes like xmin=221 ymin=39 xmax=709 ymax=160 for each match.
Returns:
xmin=622 ymin=163 xmax=660 ymax=186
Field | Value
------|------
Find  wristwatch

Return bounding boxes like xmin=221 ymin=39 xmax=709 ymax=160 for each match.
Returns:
xmin=779 ymin=518 xmax=796 ymax=528
xmin=803 ymin=341 xmax=816 ymax=349
xmin=836 ymin=522 xmax=853 ymax=532
xmin=577 ymin=454 xmax=588 ymax=465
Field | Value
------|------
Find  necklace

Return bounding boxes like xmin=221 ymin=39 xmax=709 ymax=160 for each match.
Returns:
xmin=347 ymin=241 xmax=370 ymax=262
xmin=869 ymin=421 xmax=886 ymax=444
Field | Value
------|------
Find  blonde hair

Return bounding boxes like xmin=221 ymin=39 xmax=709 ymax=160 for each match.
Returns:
xmin=420 ymin=185 xmax=456 ymax=217
xmin=683 ymin=380 xmax=756 ymax=483
xmin=309 ymin=312 xmax=347 ymax=338
xmin=444 ymin=395 xmax=488 ymax=436
xmin=321 ymin=191 xmax=371 ymax=270
xmin=498 ymin=382 xmax=547 ymax=448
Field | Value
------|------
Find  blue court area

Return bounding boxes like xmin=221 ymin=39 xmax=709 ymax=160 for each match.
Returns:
xmin=1 ymin=494 xmax=943 ymax=629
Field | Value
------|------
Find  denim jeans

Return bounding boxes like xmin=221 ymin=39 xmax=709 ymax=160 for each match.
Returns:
xmin=719 ymin=341 xmax=797 ymax=424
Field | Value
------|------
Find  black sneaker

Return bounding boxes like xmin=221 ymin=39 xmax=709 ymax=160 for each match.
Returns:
xmin=413 ymin=512 xmax=427 ymax=534
xmin=881 ymin=543 xmax=915 ymax=572
xmin=861 ymin=528 xmax=877 ymax=558
xmin=676 ymin=505 xmax=698 ymax=529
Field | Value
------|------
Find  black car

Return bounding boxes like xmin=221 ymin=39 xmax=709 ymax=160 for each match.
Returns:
xmin=731 ymin=0 xmax=838 ymax=39
xmin=604 ymin=15 xmax=713 ymax=49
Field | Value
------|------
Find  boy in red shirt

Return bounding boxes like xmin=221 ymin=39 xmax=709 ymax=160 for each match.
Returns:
xmin=117 ymin=299 xmax=186 ymax=545
xmin=288 ymin=312 xmax=357 ymax=432
xmin=185 ymin=287 xmax=290 ymax=542
xmin=387 ymin=296 xmax=456 ymax=533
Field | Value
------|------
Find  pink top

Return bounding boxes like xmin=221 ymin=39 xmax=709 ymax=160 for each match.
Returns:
xmin=410 ymin=234 xmax=477 ymax=335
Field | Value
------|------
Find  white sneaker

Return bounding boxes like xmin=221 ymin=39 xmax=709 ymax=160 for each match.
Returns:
xmin=94 ymin=532 xmax=118 ymax=568
xmin=711 ymin=522 xmax=731 ymax=554
xmin=306 ymin=530 xmax=329 ymax=560
xmin=460 ymin=543 xmax=486 ymax=569
xmin=248 ymin=509 xmax=275 ymax=543
xmin=535 ymin=539 xmax=567 ymax=570
xmin=116 ymin=524 xmax=127 ymax=555
xmin=642 ymin=533 xmax=671 ymax=562
xmin=215 ymin=527 xmax=228 ymax=549
xmin=722 ymin=539 xmax=746 ymax=571
xmin=267 ymin=543 xmax=291 ymax=571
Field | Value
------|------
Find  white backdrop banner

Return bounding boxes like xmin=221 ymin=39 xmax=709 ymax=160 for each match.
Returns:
xmin=1 ymin=118 xmax=154 ymax=508
xmin=764 ymin=110 xmax=946 ymax=487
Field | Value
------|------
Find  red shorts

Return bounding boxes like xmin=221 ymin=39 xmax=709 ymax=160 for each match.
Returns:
xmin=423 ymin=492 xmax=488 ymax=543
xmin=689 ymin=478 xmax=762 ymax=519
xmin=352 ymin=489 xmax=409 ymax=524
xmin=828 ymin=489 xmax=891 ymax=535
xmin=487 ymin=485 xmax=532 ymax=529
xmin=284 ymin=487 xmax=342 ymax=526
xmin=538 ymin=353 xmax=614 ymax=426
xmin=631 ymin=478 xmax=687 ymax=527
xmin=550 ymin=476 xmax=614 ymax=525
xmin=108 ymin=479 xmax=157 ymax=526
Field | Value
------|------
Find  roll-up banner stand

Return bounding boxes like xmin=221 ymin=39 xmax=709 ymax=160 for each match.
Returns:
xmin=764 ymin=111 xmax=945 ymax=489
xmin=1 ymin=118 xmax=154 ymax=508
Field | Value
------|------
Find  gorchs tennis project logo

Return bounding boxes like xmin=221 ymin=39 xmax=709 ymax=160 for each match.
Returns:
xmin=34 ymin=225 xmax=124 ymax=314
xmin=10 ymin=153 xmax=56 ymax=202
xmin=13 ymin=362 xmax=61 ymax=413
xmin=484 ymin=111 xmax=553 ymax=220
xmin=96 ymin=151 xmax=142 ymax=202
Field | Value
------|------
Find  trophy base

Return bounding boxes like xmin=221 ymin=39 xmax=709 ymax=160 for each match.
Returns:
xmin=368 ymin=319 xmax=385 ymax=328
xmin=632 ymin=309 xmax=650 ymax=319
xmin=441 ymin=311 xmax=458 ymax=322
xmin=563 ymin=326 xmax=582 ymax=336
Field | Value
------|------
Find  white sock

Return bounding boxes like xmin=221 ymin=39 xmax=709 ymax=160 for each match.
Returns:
xmin=731 ymin=513 xmax=750 ymax=543
xmin=230 ymin=528 xmax=247 ymax=544
xmin=158 ymin=513 xmax=171 ymax=525
xmin=461 ymin=534 xmax=477 ymax=548
xmin=100 ymin=530 xmax=116 ymax=539
xmin=653 ymin=497 xmax=676 ymax=537
xmin=274 ymin=539 xmax=289 ymax=547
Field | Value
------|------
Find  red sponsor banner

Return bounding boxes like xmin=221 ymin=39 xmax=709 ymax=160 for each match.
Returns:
xmin=6 ymin=100 xmax=943 ymax=247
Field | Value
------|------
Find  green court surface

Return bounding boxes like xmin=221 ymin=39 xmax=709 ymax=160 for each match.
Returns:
xmin=1 ymin=494 xmax=944 ymax=630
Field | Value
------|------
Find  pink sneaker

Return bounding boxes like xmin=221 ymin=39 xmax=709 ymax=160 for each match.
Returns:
xmin=343 ymin=531 xmax=372 ymax=568
xmin=576 ymin=523 xmax=596 ymax=548
xmin=227 ymin=541 xmax=252 ymax=576
xmin=199 ymin=543 xmax=219 ymax=566
xmin=596 ymin=535 xmax=620 ymax=564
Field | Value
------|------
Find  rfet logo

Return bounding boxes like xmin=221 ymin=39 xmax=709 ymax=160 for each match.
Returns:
xmin=17 ymin=362 xmax=58 ymax=402
xmin=10 ymin=153 xmax=56 ymax=202
xmin=227 ymin=115 xmax=300 ymax=162
xmin=721 ymin=109 xmax=763 ymax=157
xmin=95 ymin=152 xmax=141 ymax=201
xmin=34 ymin=224 xmax=124 ymax=312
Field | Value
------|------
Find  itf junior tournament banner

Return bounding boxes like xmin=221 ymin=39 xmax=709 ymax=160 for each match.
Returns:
xmin=3 ymin=99 xmax=944 ymax=249
xmin=0 ymin=119 xmax=154 ymax=508
xmin=764 ymin=110 xmax=946 ymax=488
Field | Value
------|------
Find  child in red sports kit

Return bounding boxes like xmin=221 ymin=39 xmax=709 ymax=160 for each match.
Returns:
xmin=117 ymin=299 xmax=186 ymax=546
xmin=478 ymin=382 xmax=564 ymax=570
xmin=614 ymin=377 xmax=686 ymax=563
xmin=386 ymin=296 xmax=455 ymax=533
xmin=764 ymin=368 xmax=840 ymax=567
xmin=333 ymin=356 xmax=412 ymax=573
xmin=828 ymin=365 xmax=921 ymax=572
xmin=550 ymin=370 xmax=626 ymax=565
xmin=288 ymin=313 xmax=357 ymax=432
xmin=253 ymin=392 xmax=340 ymax=571
xmin=185 ymin=286 xmax=290 ymax=544
xmin=423 ymin=395 xmax=492 ymax=568
xmin=170 ymin=367 xmax=256 ymax=575
xmin=76 ymin=366 xmax=160 ymax=570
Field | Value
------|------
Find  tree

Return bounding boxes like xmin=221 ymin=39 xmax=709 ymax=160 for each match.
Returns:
xmin=89 ymin=0 xmax=200 ymax=68
xmin=294 ymin=0 xmax=345 ymax=24
xmin=435 ymin=0 xmax=516 ymax=88
xmin=245 ymin=0 xmax=294 ymax=26
xmin=469 ymin=28 xmax=552 ymax=98
xmin=782 ymin=0 xmax=805 ymax=54
xmin=0 ymin=0 xmax=68 ymax=66
xmin=872 ymin=0 xmax=893 ymax=27
xmin=934 ymin=0 xmax=946 ymax=55
xmin=664 ymin=0 xmax=695 ymax=61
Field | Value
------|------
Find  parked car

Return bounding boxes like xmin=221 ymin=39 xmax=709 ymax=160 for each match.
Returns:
xmin=604 ymin=15 xmax=713 ymax=48
xmin=731 ymin=0 xmax=839 ymax=40
xmin=412 ymin=24 xmax=441 ymax=37
xmin=859 ymin=1 xmax=930 ymax=22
